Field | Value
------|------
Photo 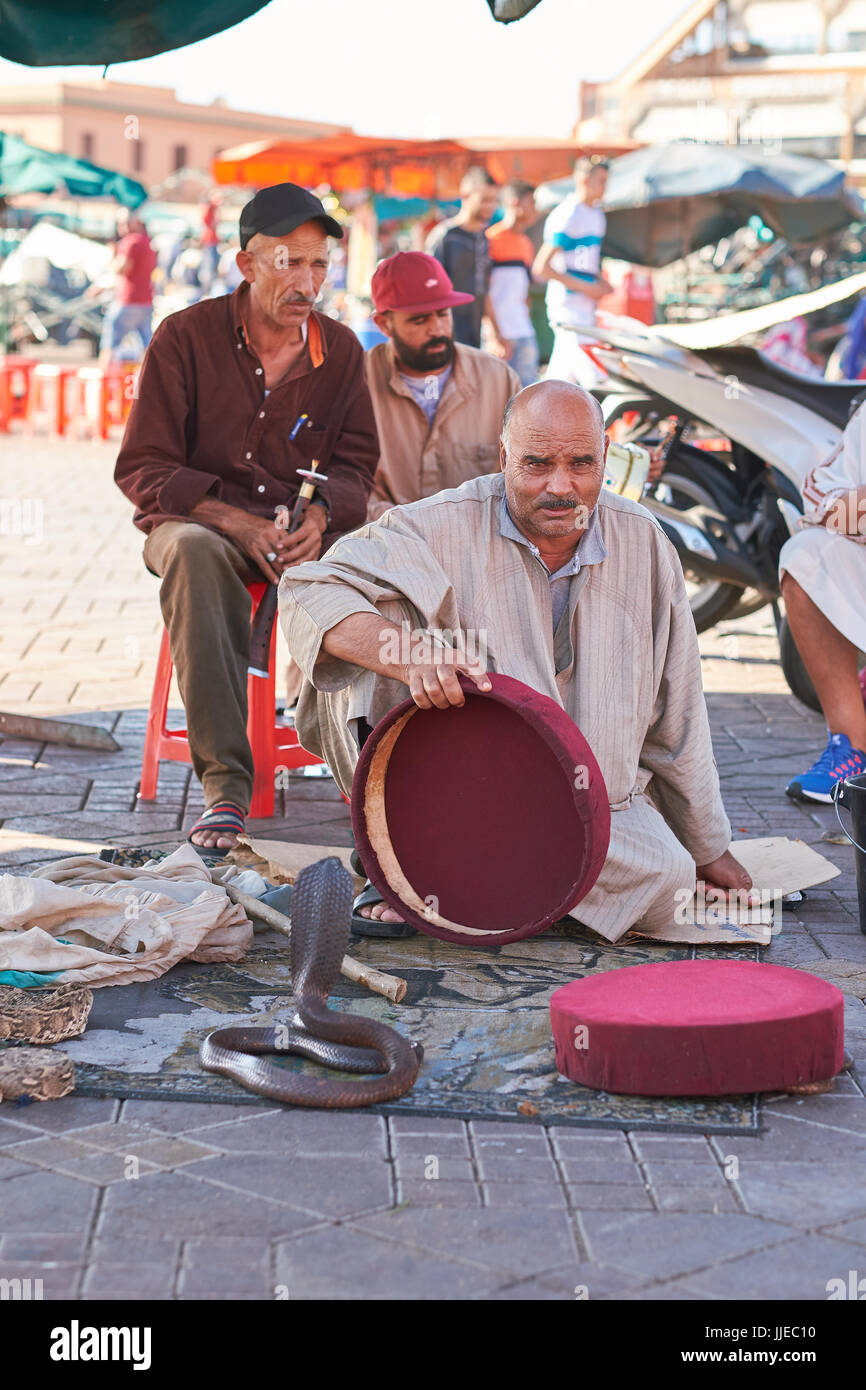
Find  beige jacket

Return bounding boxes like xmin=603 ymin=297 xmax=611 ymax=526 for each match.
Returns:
xmin=279 ymin=474 xmax=731 ymax=942
xmin=363 ymin=341 xmax=521 ymax=520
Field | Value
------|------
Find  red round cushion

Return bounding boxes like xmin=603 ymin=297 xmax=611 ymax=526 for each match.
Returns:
xmin=550 ymin=960 xmax=845 ymax=1096
xmin=351 ymin=672 xmax=610 ymax=946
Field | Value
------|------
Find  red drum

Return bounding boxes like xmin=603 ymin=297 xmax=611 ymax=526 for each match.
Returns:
xmin=551 ymin=960 xmax=845 ymax=1096
xmin=351 ymin=672 xmax=610 ymax=947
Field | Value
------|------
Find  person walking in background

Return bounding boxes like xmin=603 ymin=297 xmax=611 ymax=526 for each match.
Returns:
xmin=534 ymin=157 xmax=612 ymax=387
xmin=98 ymin=209 xmax=157 ymax=366
xmin=839 ymin=295 xmax=866 ymax=380
xmin=199 ymin=190 xmax=222 ymax=292
xmin=486 ymin=180 xmax=540 ymax=387
xmin=364 ymin=251 xmax=520 ymax=519
xmin=425 ymin=166 xmax=507 ymax=353
xmin=217 ymin=241 xmax=244 ymax=295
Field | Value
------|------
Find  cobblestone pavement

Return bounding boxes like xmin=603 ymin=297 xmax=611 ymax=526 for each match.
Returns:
xmin=1 ymin=437 xmax=866 ymax=1300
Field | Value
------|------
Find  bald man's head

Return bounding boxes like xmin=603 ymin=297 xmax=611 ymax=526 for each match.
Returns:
xmin=499 ymin=380 xmax=608 ymax=550
xmin=502 ymin=380 xmax=604 ymax=450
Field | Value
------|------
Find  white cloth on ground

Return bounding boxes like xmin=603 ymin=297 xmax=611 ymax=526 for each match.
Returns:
xmin=0 ymin=844 xmax=253 ymax=988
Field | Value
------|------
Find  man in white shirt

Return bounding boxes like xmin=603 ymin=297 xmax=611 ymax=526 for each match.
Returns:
xmin=534 ymin=158 xmax=612 ymax=387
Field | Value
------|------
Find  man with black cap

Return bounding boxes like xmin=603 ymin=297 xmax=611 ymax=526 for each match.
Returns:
xmin=365 ymin=251 xmax=520 ymax=520
xmin=115 ymin=183 xmax=379 ymax=852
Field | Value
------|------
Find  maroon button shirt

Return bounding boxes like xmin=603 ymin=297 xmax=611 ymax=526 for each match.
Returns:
xmin=114 ymin=283 xmax=379 ymax=549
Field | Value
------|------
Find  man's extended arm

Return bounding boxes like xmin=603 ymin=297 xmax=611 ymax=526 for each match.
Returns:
xmin=280 ymin=513 xmax=490 ymax=710
xmin=320 ymin=612 xmax=489 ymax=710
xmin=639 ymin=557 xmax=753 ymax=897
xmin=640 ymin=551 xmax=736 ymax=864
xmin=483 ymin=292 xmax=509 ymax=358
xmin=822 ymin=485 xmax=866 ymax=536
xmin=532 ymin=241 xmax=612 ymax=301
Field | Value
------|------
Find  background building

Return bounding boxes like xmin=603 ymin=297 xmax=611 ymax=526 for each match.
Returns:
xmin=576 ymin=0 xmax=866 ymax=179
xmin=0 ymin=80 xmax=348 ymax=188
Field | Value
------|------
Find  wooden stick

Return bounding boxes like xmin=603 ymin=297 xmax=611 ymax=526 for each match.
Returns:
xmin=214 ymin=877 xmax=407 ymax=1005
xmin=0 ymin=711 xmax=119 ymax=751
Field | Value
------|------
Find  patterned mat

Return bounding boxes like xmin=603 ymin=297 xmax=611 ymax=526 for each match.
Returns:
xmin=59 ymin=848 xmax=758 ymax=1133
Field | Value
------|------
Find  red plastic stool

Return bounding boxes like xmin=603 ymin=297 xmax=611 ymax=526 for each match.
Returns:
xmin=0 ymin=357 xmax=37 ymax=431
xmin=139 ymin=582 xmax=324 ymax=819
xmin=105 ymin=362 xmax=139 ymax=429
xmin=72 ymin=364 xmax=141 ymax=439
xmin=28 ymin=364 xmax=79 ymax=436
xmin=73 ymin=366 xmax=111 ymax=439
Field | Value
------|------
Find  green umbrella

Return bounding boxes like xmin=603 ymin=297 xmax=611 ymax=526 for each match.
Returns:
xmin=0 ymin=131 xmax=147 ymax=207
xmin=0 ymin=0 xmax=270 ymax=64
xmin=0 ymin=0 xmax=542 ymax=64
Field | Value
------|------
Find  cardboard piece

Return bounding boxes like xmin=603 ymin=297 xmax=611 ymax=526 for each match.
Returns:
xmin=632 ymin=912 xmax=774 ymax=947
xmin=631 ymin=836 xmax=840 ymax=946
xmin=728 ymin=836 xmax=841 ymax=896
xmin=230 ymin=837 xmax=363 ymax=892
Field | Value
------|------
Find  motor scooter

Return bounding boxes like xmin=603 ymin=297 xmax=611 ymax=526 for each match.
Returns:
xmin=573 ymin=320 xmax=866 ymax=705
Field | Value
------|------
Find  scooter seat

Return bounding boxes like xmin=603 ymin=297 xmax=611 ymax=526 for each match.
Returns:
xmin=701 ymin=345 xmax=864 ymax=429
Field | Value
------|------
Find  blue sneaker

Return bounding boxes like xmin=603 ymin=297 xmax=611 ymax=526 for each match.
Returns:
xmin=786 ymin=732 xmax=866 ymax=803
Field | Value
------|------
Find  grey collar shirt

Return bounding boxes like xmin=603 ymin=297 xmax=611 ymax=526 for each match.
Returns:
xmin=499 ymin=494 xmax=608 ymax=632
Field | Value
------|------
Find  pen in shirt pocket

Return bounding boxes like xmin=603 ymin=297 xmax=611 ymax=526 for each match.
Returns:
xmin=289 ymin=412 xmax=311 ymax=440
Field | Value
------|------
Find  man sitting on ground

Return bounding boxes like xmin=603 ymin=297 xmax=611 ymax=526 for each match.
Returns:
xmin=364 ymin=251 xmax=520 ymax=520
xmin=783 ymin=402 xmax=866 ymax=801
xmin=279 ymin=379 xmax=751 ymax=937
xmin=115 ymin=183 xmax=378 ymax=853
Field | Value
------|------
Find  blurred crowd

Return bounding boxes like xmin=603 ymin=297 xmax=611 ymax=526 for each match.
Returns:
xmin=96 ymin=160 xmax=617 ymax=390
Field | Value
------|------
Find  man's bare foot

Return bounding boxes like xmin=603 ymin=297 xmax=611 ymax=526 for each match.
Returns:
xmin=188 ymin=827 xmax=240 ymax=851
xmin=357 ymin=900 xmax=405 ymax=923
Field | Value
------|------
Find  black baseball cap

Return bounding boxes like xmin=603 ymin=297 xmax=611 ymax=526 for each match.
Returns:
xmin=239 ymin=183 xmax=344 ymax=249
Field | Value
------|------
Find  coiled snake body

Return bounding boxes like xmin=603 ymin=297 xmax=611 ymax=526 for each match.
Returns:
xmin=200 ymin=857 xmax=421 ymax=1107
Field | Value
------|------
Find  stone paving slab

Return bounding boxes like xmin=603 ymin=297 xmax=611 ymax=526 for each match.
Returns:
xmin=1 ymin=437 xmax=866 ymax=1300
xmin=577 ymin=1210 xmax=798 ymax=1283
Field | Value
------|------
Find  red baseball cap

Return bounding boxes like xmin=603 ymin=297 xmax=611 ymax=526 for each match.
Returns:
xmin=371 ymin=252 xmax=474 ymax=314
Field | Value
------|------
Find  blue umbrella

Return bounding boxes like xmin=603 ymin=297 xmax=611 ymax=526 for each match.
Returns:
xmin=601 ymin=143 xmax=863 ymax=266
xmin=537 ymin=143 xmax=864 ymax=268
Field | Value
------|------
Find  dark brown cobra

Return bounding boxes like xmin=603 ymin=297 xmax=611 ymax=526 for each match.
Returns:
xmin=200 ymin=857 xmax=421 ymax=1107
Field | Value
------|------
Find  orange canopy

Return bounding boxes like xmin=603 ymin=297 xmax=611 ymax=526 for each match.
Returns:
xmin=213 ymin=133 xmax=643 ymax=200
xmin=213 ymin=135 xmax=471 ymax=199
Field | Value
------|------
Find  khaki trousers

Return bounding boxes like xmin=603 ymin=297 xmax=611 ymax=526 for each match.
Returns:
xmin=143 ymin=521 xmax=259 ymax=813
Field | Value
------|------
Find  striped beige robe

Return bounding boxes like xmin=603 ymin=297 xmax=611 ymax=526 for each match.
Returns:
xmin=779 ymin=400 xmax=866 ymax=653
xmin=278 ymin=473 xmax=731 ymax=942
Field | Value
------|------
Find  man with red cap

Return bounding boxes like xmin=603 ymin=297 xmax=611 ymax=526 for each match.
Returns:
xmin=364 ymin=251 xmax=520 ymax=520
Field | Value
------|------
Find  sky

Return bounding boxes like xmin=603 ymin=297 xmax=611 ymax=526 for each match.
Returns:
xmin=0 ymin=0 xmax=690 ymax=141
